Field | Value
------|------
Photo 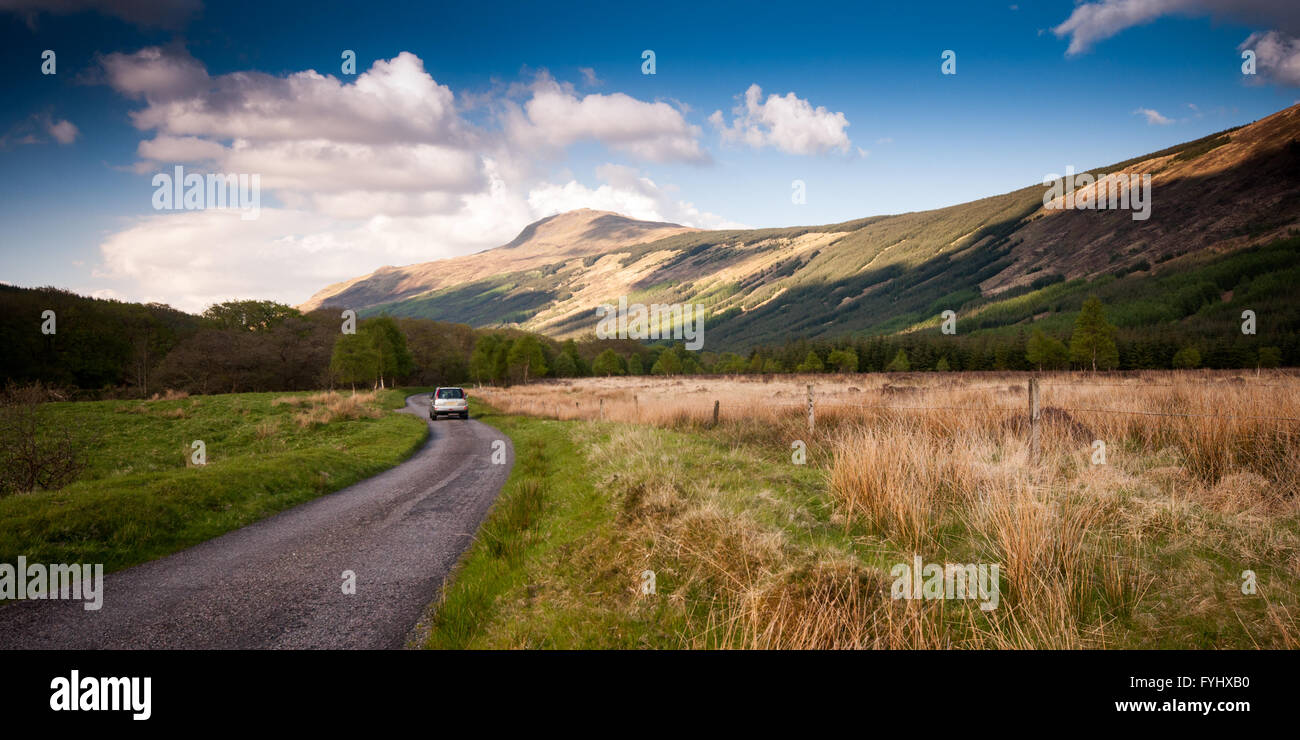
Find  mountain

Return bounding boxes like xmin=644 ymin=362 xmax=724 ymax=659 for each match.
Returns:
xmin=300 ymin=104 xmax=1300 ymax=351
xmin=298 ymin=209 xmax=695 ymax=313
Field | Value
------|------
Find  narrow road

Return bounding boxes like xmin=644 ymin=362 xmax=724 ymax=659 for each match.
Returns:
xmin=0 ymin=394 xmax=513 ymax=649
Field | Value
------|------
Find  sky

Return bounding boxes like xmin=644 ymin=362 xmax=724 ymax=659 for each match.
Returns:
xmin=1 ymin=0 xmax=1299 ymax=313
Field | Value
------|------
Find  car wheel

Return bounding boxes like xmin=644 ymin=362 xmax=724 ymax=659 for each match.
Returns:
xmin=461 ymin=412 xmax=469 ymax=419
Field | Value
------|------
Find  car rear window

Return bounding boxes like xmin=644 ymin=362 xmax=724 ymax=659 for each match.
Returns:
xmin=436 ymin=388 xmax=464 ymax=399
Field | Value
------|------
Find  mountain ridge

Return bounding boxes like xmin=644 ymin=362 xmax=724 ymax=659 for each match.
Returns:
xmin=300 ymin=104 xmax=1300 ymax=350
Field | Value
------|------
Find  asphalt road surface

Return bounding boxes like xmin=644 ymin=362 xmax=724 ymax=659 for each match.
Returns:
xmin=0 ymin=393 xmax=513 ymax=649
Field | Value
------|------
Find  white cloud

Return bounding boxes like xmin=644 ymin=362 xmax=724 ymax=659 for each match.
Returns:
xmin=1053 ymin=0 xmax=1183 ymax=55
xmin=709 ymin=84 xmax=851 ymax=155
xmin=1053 ymin=0 xmax=1300 ymax=88
xmin=100 ymin=45 xmax=209 ymax=100
xmin=46 ymin=118 xmax=78 ymax=144
xmin=579 ymin=67 xmax=602 ymax=86
xmin=504 ymin=74 xmax=708 ymax=163
xmin=1134 ymin=107 xmax=1174 ymax=124
xmin=94 ymin=163 xmax=534 ymax=313
xmin=1242 ymin=30 xmax=1300 ymax=86
xmin=136 ymin=134 xmax=224 ymax=162
xmin=109 ymin=48 xmax=469 ymax=146
xmin=85 ymin=49 xmax=743 ymax=311
xmin=0 ymin=113 xmax=79 ymax=149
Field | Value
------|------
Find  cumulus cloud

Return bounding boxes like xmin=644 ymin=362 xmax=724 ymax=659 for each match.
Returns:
xmin=1242 ymin=30 xmax=1300 ymax=86
xmin=1054 ymin=0 xmax=1300 ymax=86
xmin=504 ymin=74 xmax=708 ymax=163
xmin=0 ymin=0 xmax=201 ymax=30
xmin=85 ymin=49 xmax=742 ymax=310
xmin=105 ymin=48 xmax=468 ymax=146
xmin=95 ymin=161 xmax=535 ymax=313
xmin=0 ymin=113 xmax=79 ymax=149
xmin=709 ymin=84 xmax=851 ymax=155
xmin=47 ymin=118 xmax=79 ymax=144
xmin=108 ymin=47 xmax=489 ymax=215
xmin=1134 ymin=107 xmax=1174 ymax=124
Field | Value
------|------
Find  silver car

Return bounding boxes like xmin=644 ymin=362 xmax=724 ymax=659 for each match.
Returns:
xmin=430 ymin=387 xmax=469 ymax=420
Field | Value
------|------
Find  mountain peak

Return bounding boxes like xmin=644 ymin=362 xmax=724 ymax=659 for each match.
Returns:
xmin=501 ymin=209 xmax=689 ymax=250
xmin=298 ymin=208 xmax=696 ymax=312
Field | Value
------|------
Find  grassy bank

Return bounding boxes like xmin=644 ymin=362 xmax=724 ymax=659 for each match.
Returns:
xmin=0 ymin=389 xmax=429 ymax=571
xmin=428 ymin=376 xmax=1300 ymax=649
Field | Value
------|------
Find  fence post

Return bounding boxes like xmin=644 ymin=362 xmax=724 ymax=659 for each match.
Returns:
xmin=634 ymin=395 xmax=639 ymax=421
xmin=599 ymin=398 xmax=605 ymax=421
xmin=1028 ymin=377 xmax=1041 ymax=465
xmin=712 ymin=399 xmax=720 ymax=427
xmin=807 ymin=384 xmax=815 ymax=434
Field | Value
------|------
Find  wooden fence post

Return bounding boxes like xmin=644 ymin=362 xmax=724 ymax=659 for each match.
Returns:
xmin=599 ymin=398 xmax=605 ymax=421
xmin=712 ymin=399 xmax=720 ymax=427
xmin=807 ymin=384 xmax=815 ymax=434
xmin=1028 ymin=377 xmax=1041 ymax=465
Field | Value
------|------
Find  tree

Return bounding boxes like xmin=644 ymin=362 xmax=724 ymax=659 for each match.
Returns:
xmin=827 ymin=348 xmax=859 ymax=373
xmin=1258 ymin=346 xmax=1282 ymax=369
xmin=1025 ymin=328 xmax=1069 ymax=371
xmin=796 ymin=351 xmax=825 ymax=373
xmin=507 ymin=335 xmax=548 ymax=384
xmin=202 ymin=300 xmax=300 ymax=332
xmin=330 ymin=333 xmax=378 ymax=391
xmin=592 ymin=349 xmax=626 ymax=376
xmin=559 ymin=339 xmax=589 ymax=377
xmin=885 ymin=349 xmax=910 ymax=372
xmin=650 ymin=349 xmax=682 ymax=375
xmin=935 ymin=356 xmax=951 ymax=372
xmin=360 ymin=316 xmax=414 ymax=388
xmin=1069 ymin=296 xmax=1119 ymax=371
xmin=1171 ymin=346 xmax=1201 ymax=369
xmin=628 ymin=353 xmax=644 ymax=375
xmin=552 ymin=351 xmax=577 ymax=377
xmin=470 ymin=334 xmax=502 ymax=384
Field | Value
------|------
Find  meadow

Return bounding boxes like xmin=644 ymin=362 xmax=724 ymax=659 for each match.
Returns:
xmin=426 ymin=370 xmax=1300 ymax=648
xmin=0 ymin=389 xmax=428 ymax=571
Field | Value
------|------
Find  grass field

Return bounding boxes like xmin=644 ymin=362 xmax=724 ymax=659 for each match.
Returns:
xmin=0 ymin=389 xmax=429 ymax=572
xmin=427 ymin=370 xmax=1300 ymax=648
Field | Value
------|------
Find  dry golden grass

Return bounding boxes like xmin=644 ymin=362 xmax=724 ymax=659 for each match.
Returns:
xmin=273 ymin=390 xmax=383 ymax=427
xmin=476 ymin=369 xmax=1300 ymax=648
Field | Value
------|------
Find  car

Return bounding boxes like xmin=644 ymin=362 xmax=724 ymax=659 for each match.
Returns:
xmin=430 ymin=387 xmax=469 ymax=420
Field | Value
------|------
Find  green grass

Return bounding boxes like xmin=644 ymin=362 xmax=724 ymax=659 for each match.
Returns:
xmin=423 ymin=408 xmax=835 ymax=649
xmin=423 ymin=408 xmax=644 ymax=648
xmin=0 ymin=389 xmax=429 ymax=572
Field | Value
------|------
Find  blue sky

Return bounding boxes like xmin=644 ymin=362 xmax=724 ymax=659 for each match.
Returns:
xmin=1 ymin=0 xmax=1298 ymax=312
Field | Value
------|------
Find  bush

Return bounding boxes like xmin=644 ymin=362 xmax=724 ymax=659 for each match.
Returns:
xmin=1171 ymin=346 xmax=1202 ymax=369
xmin=0 ymin=383 xmax=88 ymax=496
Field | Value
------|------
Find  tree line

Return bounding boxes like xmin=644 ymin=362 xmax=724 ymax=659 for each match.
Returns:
xmin=2 ymin=286 xmax=1292 ymax=398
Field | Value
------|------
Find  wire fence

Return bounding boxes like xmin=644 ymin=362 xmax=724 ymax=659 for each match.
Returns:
xmin=482 ymin=377 xmax=1300 ymax=430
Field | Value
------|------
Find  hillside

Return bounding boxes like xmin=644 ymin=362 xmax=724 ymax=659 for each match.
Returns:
xmin=300 ymin=104 xmax=1300 ymax=351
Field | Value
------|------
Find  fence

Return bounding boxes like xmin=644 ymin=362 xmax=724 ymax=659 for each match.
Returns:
xmin=478 ymin=374 xmax=1300 ymax=461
